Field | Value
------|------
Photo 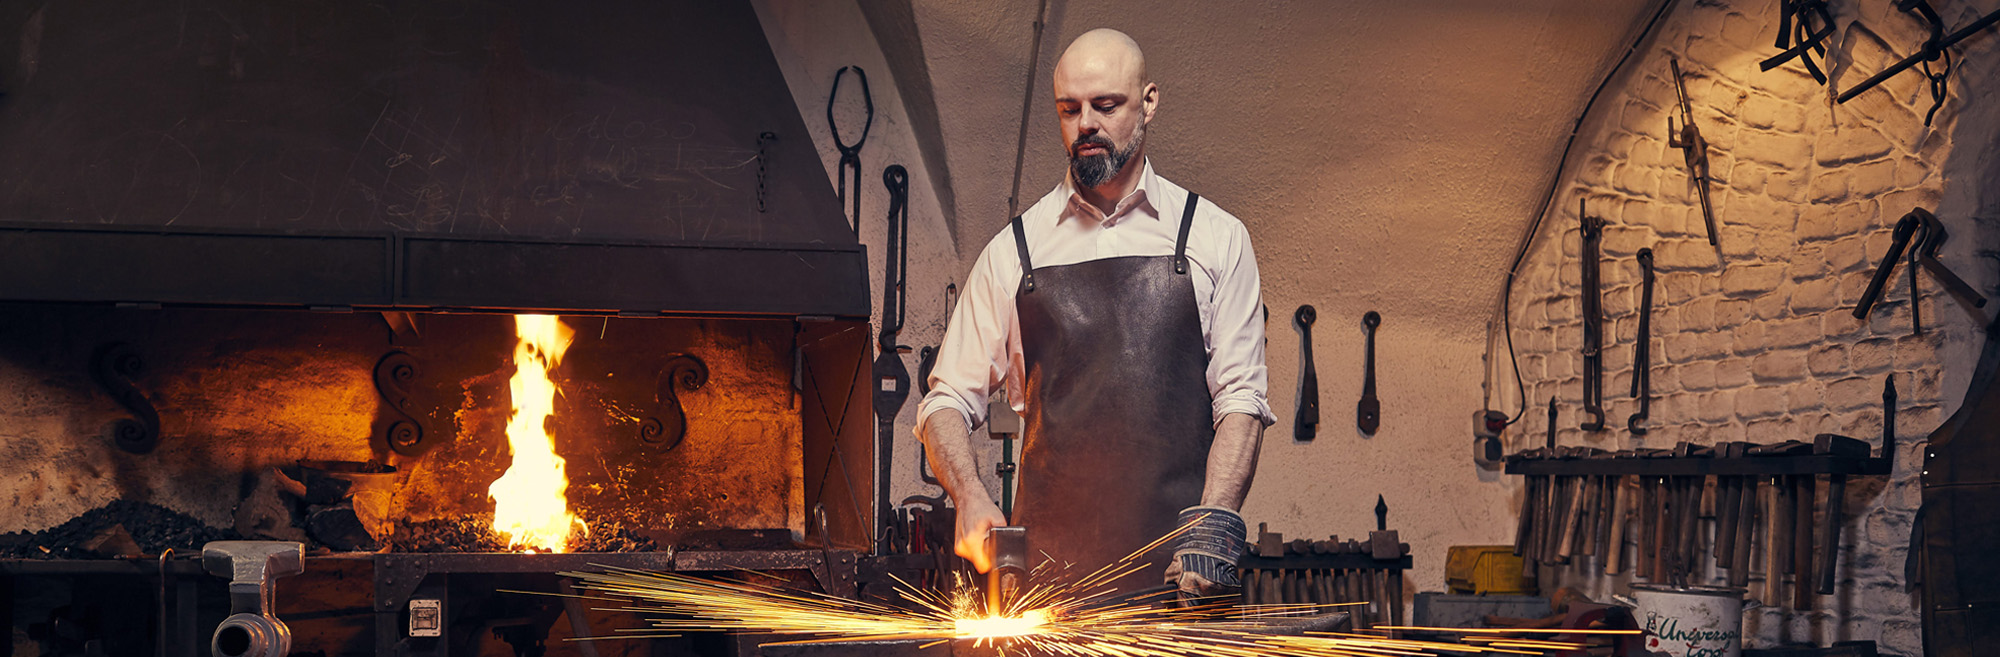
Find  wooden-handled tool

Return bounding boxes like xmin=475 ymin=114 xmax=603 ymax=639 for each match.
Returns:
xmin=1814 ymin=434 xmax=1868 ymax=594
xmin=1792 ymin=474 xmax=1816 ymax=610
xmin=1603 ymin=475 xmax=1627 ymax=575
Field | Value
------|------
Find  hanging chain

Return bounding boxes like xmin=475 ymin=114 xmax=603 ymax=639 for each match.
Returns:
xmin=755 ymin=131 xmax=776 ymax=212
xmin=1919 ymin=48 xmax=1952 ymax=126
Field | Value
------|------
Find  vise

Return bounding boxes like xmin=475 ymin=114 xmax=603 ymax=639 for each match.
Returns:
xmin=202 ymin=541 xmax=304 ymax=657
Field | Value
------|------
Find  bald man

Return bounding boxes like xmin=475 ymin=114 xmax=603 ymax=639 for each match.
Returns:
xmin=916 ymin=29 xmax=1270 ymax=600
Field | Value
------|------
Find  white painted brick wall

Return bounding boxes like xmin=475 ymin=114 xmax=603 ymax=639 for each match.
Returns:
xmin=1511 ymin=0 xmax=1997 ymax=652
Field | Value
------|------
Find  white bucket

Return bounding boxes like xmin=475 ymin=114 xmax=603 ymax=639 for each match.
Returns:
xmin=1628 ymin=584 xmax=1746 ymax=657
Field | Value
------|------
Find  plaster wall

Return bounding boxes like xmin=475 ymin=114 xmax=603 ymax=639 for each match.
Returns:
xmin=748 ymin=0 xmax=981 ymax=525
xmin=758 ymin=0 xmax=1668 ymax=602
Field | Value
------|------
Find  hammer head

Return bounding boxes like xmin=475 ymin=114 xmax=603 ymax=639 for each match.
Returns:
xmin=985 ymin=527 xmax=1028 ymax=613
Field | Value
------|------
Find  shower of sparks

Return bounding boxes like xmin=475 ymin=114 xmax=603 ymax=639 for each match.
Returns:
xmin=551 ymin=519 xmax=1636 ymax=656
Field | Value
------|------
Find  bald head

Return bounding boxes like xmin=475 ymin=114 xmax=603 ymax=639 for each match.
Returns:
xmin=1052 ymin=29 xmax=1158 ymax=192
xmin=1055 ymin=28 xmax=1148 ymax=91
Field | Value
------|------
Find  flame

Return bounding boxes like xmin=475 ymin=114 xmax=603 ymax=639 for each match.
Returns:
xmin=488 ymin=314 xmax=583 ymax=552
xmin=952 ymin=610 xmax=1049 ymax=638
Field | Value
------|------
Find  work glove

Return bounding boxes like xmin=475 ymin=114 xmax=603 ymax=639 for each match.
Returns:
xmin=1167 ymin=505 xmax=1247 ymax=598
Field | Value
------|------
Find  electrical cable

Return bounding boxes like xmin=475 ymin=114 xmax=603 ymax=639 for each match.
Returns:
xmin=1491 ymin=0 xmax=1680 ymax=426
xmin=1006 ymin=0 xmax=1054 ymax=216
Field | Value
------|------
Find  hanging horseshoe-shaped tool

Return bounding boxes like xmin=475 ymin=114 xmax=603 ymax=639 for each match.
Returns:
xmin=1629 ymin=248 xmax=1655 ymax=434
xmin=1358 ymin=311 xmax=1380 ymax=435
xmin=827 ymin=66 xmax=874 ymax=237
xmin=872 ymin=165 xmax=913 ymax=553
xmin=1294 ymin=305 xmax=1319 ymax=441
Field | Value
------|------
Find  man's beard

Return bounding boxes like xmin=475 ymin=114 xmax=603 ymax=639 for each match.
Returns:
xmin=1068 ymin=124 xmax=1143 ymax=189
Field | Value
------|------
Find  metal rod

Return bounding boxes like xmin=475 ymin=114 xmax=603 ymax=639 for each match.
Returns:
xmin=1837 ymin=6 xmax=2000 ymax=103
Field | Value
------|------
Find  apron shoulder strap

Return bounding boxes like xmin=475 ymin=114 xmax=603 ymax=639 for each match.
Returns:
xmin=1010 ymin=215 xmax=1036 ymax=292
xmin=1174 ymin=192 xmax=1201 ymax=275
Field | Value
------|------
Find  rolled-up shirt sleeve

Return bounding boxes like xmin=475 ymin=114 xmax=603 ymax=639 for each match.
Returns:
xmin=1206 ymin=217 xmax=1275 ymax=427
xmin=916 ymin=236 xmax=1021 ymax=439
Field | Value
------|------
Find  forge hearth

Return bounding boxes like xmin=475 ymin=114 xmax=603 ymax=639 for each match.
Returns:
xmin=0 ymin=306 xmax=829 ymax=541
xmin=0 ymin=302 xmax=879 ymax=657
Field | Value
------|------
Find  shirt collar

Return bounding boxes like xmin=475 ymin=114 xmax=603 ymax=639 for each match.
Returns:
xmin=1061 ymin=158 xmax=1161 ymax=226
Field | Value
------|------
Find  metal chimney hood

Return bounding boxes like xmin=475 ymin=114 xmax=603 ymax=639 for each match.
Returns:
xmin=0 ymin=0 xmax=864 ymax=318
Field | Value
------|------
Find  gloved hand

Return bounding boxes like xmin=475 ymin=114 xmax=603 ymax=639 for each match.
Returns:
xmin=1166 ymin=505 xmax=1247 ymax=598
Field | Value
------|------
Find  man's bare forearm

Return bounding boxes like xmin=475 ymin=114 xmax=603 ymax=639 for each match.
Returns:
xmin=1201 ymin=413 xmax=1264 ymax=510
xmin=920 ymin=409 xmax=1001 ymax=512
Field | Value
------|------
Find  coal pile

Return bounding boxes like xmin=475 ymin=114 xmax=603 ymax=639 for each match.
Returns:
xmin=0 ymin=500 xmax=242 ymax=559
xmin=388 ymin=514 xmax=658 ymax=553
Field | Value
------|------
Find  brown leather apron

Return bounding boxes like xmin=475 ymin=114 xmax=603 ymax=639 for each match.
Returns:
xmin=1008 ymin=192 xmax=1214 ymax=593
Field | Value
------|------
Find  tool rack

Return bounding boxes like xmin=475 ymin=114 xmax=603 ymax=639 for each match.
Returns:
xmin=1502 ymin=376 xmax=1898 ymax=612
xmin=1238 ymin=550 xmax=1410 ymax=628
xmin=1503 ymin=452 xmax=1889 ymax=478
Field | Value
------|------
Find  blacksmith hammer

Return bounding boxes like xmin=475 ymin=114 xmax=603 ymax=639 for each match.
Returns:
xmin=202 ymin=541 xmax=303 ymax=657
xmin=984 ymin=526 xmax=1028 ymax=614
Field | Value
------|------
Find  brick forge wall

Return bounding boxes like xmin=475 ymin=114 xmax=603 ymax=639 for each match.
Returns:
xmin=1509 ymin=0 xmax=2000 ymax=652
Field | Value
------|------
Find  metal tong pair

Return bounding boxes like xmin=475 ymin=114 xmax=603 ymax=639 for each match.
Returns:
xmin=1852 ymin=208 xmax=1987 ymax=335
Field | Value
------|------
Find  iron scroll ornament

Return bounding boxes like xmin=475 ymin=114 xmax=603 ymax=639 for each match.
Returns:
xmin=374 ymin=351 xmax=428 ymax=456
xmin=90 ymin=342 xmax=162 ymax=454
xmin=641 ymin=354 xmax=709 ymax=452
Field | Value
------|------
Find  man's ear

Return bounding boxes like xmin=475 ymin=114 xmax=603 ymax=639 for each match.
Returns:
xmin=1141 ymin=82 xmax=1160 ymax=124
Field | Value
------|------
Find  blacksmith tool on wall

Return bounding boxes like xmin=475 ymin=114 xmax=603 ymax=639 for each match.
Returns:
xmin=202 ymin=541 xmax=303 ymax=657
xmin=1668 ymin=58 xmax=1719 ymax=247
xmin=1579 ymin=200 xmax=1606 ymax=432
xmin=1296 ymin=305 xmax=1320 ymax=441
xmin=1629 ymin=248 xmax=1655 ymax=434
xmin=1854 ymin=208 xmax=1988 ymax=335
xmin=1762 ymin=0 xmax=1835 ymax=83
xmin=1837 ymin=1 xmax=2000 ymax=125
xmin=1358 ymin=311 xmax=1381 ymax=435
xmin=873 ymin=165 xmax=913 ymax=553
xmin=827 ymin=66 xmax=873 ymax=236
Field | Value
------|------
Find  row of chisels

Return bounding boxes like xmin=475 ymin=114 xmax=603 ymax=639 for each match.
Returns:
xmin=1510 ymin=376 xmax=1895 ymax=610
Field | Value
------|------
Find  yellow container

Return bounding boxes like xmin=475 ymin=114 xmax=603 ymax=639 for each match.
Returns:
xmin=1444 ymin=546 xmax=1536 ymax=595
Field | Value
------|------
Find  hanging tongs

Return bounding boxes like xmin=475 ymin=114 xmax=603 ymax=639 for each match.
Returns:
xmin=1852 ymin=208 xmax=1988 ymax=335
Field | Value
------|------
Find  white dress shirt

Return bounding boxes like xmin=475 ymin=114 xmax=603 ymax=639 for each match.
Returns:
xmin=916 ymin=160 xmax=1274 ymax=439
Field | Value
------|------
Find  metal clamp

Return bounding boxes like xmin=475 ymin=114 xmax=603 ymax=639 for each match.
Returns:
xmin=202 ymin=541 xmax=304 ymax=657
